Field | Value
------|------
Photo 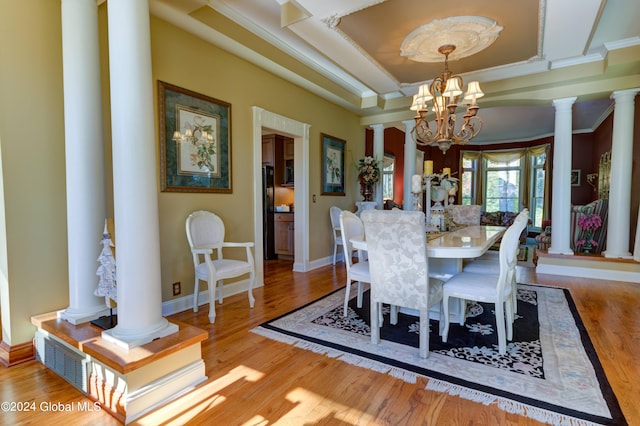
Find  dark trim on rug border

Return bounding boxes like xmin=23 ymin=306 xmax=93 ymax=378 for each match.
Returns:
xmin=256 ymin=283 xmax=627 ymax=426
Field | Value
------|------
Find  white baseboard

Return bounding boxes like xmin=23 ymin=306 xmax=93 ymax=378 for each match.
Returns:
xmin=162 ymin=278 xmax=263 ymax=317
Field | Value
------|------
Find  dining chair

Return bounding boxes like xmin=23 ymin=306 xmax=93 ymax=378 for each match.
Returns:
xmin=448 ymin=204 xmax=483 ymax=226
xmin=463 ymin=209 xmax=529 ymax=315
xmin=339 ymin=210 xmax=370 ymax=316
xmin=330 ymin=206 xmax=344 ymax=265
xmin=441 ymin=217 xmax=522 ymax=354
xmin=185 ymin=210 xmax=256 ymax=323
xmin=361 ymin=210 xmax=444 ymax=359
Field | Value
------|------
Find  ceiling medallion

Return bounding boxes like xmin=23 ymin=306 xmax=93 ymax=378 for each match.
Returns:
xmin=400 ymin=16 xmax=503 ymax=63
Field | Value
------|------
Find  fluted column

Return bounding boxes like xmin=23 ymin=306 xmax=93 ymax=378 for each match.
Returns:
xmin=604 ymin=88 xmax=640 ymax=258
xmin=403 ymin=120 xmax=417 ymax=209
xmin=548 ymin=97 xmax=577 ymax=255
xmin=58 ymin=0 xmax=109 ymax=324
xmin=370 ymin=124 xmax=385 ymax=208
xmin=102 ymin=0 xmax=177 ymax=349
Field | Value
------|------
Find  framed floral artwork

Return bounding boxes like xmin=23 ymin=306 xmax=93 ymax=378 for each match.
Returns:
xmin=320 ymin=133 xmax=345 ymax=195
xmin=158 ymin=81 xmax=232 ymax=193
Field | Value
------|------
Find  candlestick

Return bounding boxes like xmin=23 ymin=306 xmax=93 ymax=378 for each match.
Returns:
xmin=411 ymin=174 xmax=422 ymax=193
xmin=424 ymin=160 xmax=433 ymax=176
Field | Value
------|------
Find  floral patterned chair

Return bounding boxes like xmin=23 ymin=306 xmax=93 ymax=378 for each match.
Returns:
xmin=448 ymin=204 xmax=482 ymax=226
xmin=361 ymin=210 xmax=444 ymax=359
xmin=570 ymin=199 xmax=608 ymax=254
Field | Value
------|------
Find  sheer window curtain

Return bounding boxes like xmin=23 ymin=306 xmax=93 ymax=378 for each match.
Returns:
xmin=461 ymin=144 xmax=550 ymax=221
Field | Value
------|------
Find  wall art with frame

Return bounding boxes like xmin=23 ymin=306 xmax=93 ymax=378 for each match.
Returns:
xmin=158 ymin=80 xmax=232 ymax=193
xmin=320 ymin=133 xmax=345 ymax=196
xmin=571 ymin=169 xmax=581 ymax=187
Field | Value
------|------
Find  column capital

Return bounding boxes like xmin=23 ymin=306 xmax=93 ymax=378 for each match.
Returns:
xmin=552 ymin=97 xmax=577 ymax=110
xmin=611 ymin=88 xmax=640 ymax=101
xmin=369 ymin=123 xmax=385 ymax=132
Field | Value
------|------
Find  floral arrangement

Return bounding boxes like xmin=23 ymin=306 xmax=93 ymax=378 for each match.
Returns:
xmin=357 ymin=156 xmax=381 ymax=185
xmin=430 ymin=171 xmax=459 ymax=195
xmin=575 ymin=213 xmax=602 ymax=252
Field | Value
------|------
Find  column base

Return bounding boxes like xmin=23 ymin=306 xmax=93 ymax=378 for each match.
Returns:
xmin=31 ymin=312 xmax=208 ymax=424
xmin=102 ymin=319 xmax=179 ymax=351
xmin=547 ymin=247 xmax=574 ymax=255
xmin=603 ymin=250 xmax=633 ymax=259
xmin=58 ymin=305 xmax=111 ymax=325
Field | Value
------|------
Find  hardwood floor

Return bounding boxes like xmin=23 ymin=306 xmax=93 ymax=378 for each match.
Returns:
xmin=2 ymin=260 xmax=639 ymax=425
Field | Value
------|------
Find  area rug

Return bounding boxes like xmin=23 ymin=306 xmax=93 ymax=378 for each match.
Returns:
xmin=252 ymin=284 xmax=625 ymax=425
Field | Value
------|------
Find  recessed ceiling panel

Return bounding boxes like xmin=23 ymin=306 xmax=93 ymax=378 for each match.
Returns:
xmin=337 ymin=0 xmax=540 ymax=85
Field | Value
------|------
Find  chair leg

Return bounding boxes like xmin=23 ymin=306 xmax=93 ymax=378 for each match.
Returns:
xmin=390 ymin=305 xmax=399 ymax=325
xmin=441 ymin=295 xmax=451 ymax=342
xmin=356 ymin=281 xmax=364 ymax=308
xmin=343 ymin=280 xmax=352 ymax=316
xmin=217 ymin=279 xmax=224 ymax=304
xmin=193 ymin=278 xmax=200 ymax=313
xmin=208 ymin=280 xmax=218 ymax=324
xmin=333 ymin=243 xmax=337 ymax=265
xmin=371 ymin=298 xmax=380 ymax=344
xmin=247 ymin=270 xmax=256 ymax=308
xmin=495 ymin=302 xmax=506 ymax=354
xmin=505 ymin=299 xmax=513 ymax=341
xmin=458 ymin=298 xmax=466 ymax=325
xmin=419 ymin=308 xmax=429 ymax=358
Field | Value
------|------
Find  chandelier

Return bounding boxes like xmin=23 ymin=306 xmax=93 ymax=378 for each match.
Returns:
xmin=410 ymin=44 xmax=484 ymax=154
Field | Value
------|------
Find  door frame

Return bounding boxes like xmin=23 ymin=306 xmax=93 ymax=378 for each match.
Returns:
xmin=252 ymin=107 xmax=311 ymax=285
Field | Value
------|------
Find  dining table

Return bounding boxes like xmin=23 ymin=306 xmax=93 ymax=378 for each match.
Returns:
xmin=351 ymin=224 xmax=505 ymax=274
xmin=350 ymin=224 xmax=506 ymax=320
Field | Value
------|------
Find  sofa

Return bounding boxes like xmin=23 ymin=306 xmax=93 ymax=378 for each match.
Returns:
xmin=480 ymin=210 xmax=529 ymax=245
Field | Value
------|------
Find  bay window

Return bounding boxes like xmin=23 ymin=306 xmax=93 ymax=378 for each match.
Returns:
xmin=460 ymin=145 xmax=549 ymax=230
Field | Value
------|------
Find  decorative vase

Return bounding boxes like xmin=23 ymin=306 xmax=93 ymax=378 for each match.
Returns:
xmin=430 ymin=186 xmax=447 ymax=210
xmin=581 ymin=231 xmax=594 ymax=254
xmin=361 ymin=182 xmax=374 ymax=201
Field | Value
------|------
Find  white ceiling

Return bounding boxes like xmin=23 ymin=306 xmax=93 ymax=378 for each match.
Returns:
xmin=149 ymin=0 xmax=640 ymax=145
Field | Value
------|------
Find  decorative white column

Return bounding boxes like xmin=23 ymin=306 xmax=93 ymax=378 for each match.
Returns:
xmin=604 ymin=88 xmax=640 ymax=258
xmin=548 ymin=97 xmax=577 ymax=255
xmin=102 ymin=0 xmax=177 ymax=349
xmin=403 ymin=119 xmax=417 ymax=209
xmin=370 ymin=124 xmax=385 ymax=208
xmin=58 ymin=0 xmax=109 ymax=324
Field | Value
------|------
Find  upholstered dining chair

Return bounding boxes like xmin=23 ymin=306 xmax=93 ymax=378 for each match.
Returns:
xmin=361 ymin=210 xmax=444 ymax=359
xmin=448 ymin=204 xmax=483 ymax=226
xmin=463 ymin=209 xmax=529 ymax=315
xmin=185 ymin=210 xmax=256 ymax=323
xmin=339 ymin=210 xmax=370 ymax=316
xmin=441 ymin=216 xmax=523 ymax=354
xmin=330 ymin=206 xmax=344 ymax=265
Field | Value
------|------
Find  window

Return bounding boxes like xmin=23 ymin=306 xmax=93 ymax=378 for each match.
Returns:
xmin=460 ymin=155 xmax=478 ymax=205
xmin=382 ymin=155 xmax=395 ymax=200
xmin=461 ymin=145 xmax=549 ymax=230
xmin=484 ymin=157 xmax=521 ymax=213
xmin=530 ymin=150 xmax=547 ymax=228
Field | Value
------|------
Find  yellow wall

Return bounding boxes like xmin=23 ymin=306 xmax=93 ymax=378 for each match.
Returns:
xmin=0 ymin=2 xmax=364 ymax=345
xmin=0 ymin=0 xmax=70 ymax=344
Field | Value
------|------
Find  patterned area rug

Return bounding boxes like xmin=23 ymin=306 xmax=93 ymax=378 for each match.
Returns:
xmin=252 ymin=284 xmax=625 ymax=425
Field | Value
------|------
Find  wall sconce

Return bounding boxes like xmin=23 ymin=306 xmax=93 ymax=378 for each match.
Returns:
xmin=586 ymin=173 xmax=598 ymax=191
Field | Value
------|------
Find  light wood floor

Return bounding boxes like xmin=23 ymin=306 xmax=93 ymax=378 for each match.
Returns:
xmin=2 ymin=261 xmax=638 ymax=425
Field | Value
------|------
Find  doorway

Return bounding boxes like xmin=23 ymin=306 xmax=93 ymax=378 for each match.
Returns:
xmin=252 ymin=107 xmax=311 ymax=287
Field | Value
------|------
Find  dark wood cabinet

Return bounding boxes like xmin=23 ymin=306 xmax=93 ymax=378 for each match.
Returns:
xmin=262 ymin=134 xmax=293 ymax=185
xmin=275 ymin=213 xmax=294 ymax=257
